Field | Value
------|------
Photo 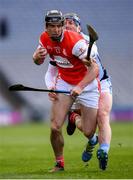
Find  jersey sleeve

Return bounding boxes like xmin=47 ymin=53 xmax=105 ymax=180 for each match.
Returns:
xmin=72 ymin=38 xmax=99 ymax=61
xmin=90 ymin=43 xmax=98 ymax=59
xmin=72 ymin=39 xmax=88 ymax=59
xmin=45 ymin=63 xmax=58 ymax=89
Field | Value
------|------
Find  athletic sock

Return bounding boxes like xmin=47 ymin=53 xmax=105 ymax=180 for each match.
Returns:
xmin=70 ymin=112 xmax=79 ymax=123
xmin=99 ymin=143 xmax=110 ymax=153
xmin=89 ymin=134 xmax=97 ymax=145
xmin=56 ymin=156 xmax=64 ymax=167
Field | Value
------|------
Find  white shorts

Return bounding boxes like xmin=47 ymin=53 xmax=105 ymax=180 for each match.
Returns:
xmin=101 ymin=77 xmax=112 ymax=94
xmin=71 ymin=77 xmax=112 ymax=110
xmin=55 ymin=77 xmax=100 ymax=109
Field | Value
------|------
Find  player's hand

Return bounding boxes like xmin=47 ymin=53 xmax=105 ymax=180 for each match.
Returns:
xmin=82 ymin=58 xmax=96 ymax=67
xmin=48 ymin=87 xmax=58 ymax=101
xmin=33 ymin=47 xmax=47 ymax=65
xmin=70 ymin=86 xmax=83 ymax=97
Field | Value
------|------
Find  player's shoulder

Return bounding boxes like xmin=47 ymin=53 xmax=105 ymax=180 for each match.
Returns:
xmin=40 ymin=31 xmax=49 ymax=40
xmin=64 ymin=30 xmax=83 ymax=42
xmin=80 ymin=32 xmax=90 ymax=43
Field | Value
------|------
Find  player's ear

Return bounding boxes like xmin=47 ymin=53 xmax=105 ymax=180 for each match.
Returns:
xmin=78 ymin=26 xmax=81 ymax=33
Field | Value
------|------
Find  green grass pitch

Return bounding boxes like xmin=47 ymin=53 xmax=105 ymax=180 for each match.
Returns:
xmin=0 ymin=121 xmax=133 ymax=179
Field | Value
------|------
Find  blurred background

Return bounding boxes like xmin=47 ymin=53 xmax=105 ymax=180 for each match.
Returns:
xmin=0 ymin=0 xmax=133 ymax=125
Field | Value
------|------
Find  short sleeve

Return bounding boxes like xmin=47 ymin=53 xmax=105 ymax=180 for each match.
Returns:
xmin=72 ymin=39 xmax=88 ymax=59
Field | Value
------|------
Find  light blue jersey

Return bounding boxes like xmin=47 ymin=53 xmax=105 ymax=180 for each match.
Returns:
xmin=80 ymin=32 xmax=108 ymax=81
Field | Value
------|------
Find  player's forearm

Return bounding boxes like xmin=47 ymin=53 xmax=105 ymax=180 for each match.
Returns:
xmin=77 ymin=60 xmax=99 ymax=89
xmin=45 ymin=64 xmax=58 ymax=89
xmin=33 ymin=55 xmax=43 ymax=65
xmin=71 ymin=61 xmax=99 ymax=96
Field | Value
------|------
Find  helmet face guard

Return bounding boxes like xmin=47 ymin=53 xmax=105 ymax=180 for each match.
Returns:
xmin=64 ymin=13 xmax=81 ymax=26
xmin=45 ymin=10 xmax=64 ymax=41
xmin=45 ymin=16 xmax=63 ymax=23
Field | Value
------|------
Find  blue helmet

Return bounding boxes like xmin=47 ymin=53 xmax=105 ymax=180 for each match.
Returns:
xmin=64 ymin=13 xmax=81 ymax=26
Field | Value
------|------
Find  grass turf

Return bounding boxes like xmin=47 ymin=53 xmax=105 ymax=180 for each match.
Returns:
xmin=0 ymin=121 xmax=133 ymax=179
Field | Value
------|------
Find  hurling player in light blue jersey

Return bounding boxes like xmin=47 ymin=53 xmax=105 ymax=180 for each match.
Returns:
xmin=45 ymin=12 xmax=113 ymax=170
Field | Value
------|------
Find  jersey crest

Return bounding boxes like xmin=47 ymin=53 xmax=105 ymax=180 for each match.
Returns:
xmin=54 ymin=56 xmax=73 ymax=68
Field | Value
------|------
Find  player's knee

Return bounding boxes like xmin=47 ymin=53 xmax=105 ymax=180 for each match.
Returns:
xmin=98 ymin=109 xmax=109 ymax=122
xmin=83 ymin=129 xmax=95 ymax=138
xmin=51 ymin=121 xmax=62 ymax=133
